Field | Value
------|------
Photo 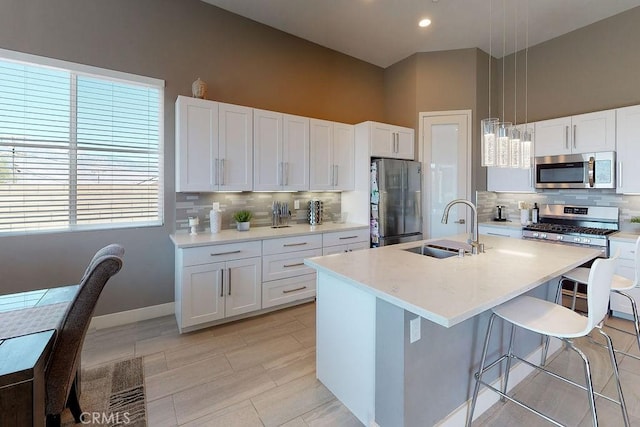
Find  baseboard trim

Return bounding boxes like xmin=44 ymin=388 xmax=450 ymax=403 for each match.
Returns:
xmin=89 ymin=302 xmax=174 ymax=331
xmin=436 ymin=338 xmax=563 ymax=427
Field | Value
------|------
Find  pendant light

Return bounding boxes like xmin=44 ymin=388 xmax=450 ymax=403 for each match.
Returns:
xmin=519 ymin=0 xmax=533 ymax=169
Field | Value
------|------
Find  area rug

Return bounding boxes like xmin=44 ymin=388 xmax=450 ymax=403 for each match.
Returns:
xmin=62 ymin=357 xmax=147 ymax=426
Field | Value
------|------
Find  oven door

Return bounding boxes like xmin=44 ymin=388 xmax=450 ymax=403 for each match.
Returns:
xmin=535 ymin=152 xmax=615 ymax=189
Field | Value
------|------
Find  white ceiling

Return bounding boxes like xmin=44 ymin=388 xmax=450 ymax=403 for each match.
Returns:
xmin=201 ymin=0 xmax=640 ymax=68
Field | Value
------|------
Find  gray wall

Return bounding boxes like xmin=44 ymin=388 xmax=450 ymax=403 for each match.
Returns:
xmin=0 ymin=0 xmax=385 ymax=315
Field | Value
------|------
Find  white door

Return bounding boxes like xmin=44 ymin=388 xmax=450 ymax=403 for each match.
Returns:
xmin=420 ymin=111 xmax=471 ymax=239
xmin=225 ymin=257 xmax=262 ymax=317
xmin=332 ymin=122 xmax=355 ymax=191
xmin=283 ymin=114 xmax=310 ymax=191
xmin=253 ymin=109 xmax=283 ymax=191
xmin=181 ymin=262 xmax=225 ymax=327
xmin=309 ymin=119 xmax=334 ymax=190
xmin=218 ymin=103 xmax=253 ymax=191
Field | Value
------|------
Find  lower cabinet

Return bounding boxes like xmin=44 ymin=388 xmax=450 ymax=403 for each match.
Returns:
xmin=176 ymin=241 xmax=262 ymax=332
xmin=322 ymin=228 xmax=370 ymax=255
xmin=610 ymin=240 xmax=639 ymax=318
xmin=478 ymin=224 xmax=522 ymax=238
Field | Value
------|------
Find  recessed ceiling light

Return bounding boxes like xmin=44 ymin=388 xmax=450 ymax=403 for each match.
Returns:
xmin=419 ymin=18 xmax=431 ymax=28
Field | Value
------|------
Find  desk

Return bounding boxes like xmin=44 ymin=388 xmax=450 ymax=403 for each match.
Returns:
xmin=0 ymin=285 xmax=78 ymax=427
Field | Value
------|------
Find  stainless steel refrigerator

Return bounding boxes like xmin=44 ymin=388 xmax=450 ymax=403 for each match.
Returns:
xmin=370 ymin=158 xmax=422 ymax=246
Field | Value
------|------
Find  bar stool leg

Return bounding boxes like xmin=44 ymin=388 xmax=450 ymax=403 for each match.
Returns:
xmin=615 ymin=290 xmax=640 ymax=353
xmin=542 ymin=280 xmax=564 ymax=365
xmin=467 ymin=313 xmax=497 ymax=427
xmin=501 ymin=324 xmax=516 ymax=402
xmin=598 ymin=327 xmax=630 ymax=426
xmin=566 ymin=339 xmax=598 ymax=427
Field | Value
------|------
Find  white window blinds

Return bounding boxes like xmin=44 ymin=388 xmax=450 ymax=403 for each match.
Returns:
xmin=0 ymin=52 xmax=163 ymax=234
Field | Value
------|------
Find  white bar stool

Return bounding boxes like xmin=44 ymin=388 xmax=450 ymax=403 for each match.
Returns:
xmin=467 ymin=256 xmax=629 ymax=427
xmin=558 ymin=236 xmax=640 ymax=360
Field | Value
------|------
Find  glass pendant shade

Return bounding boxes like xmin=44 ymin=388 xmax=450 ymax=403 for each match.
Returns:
xmin=520 ymin=128 xmax=533 ymax=169
xmin=509 ymin=127 xmax=521 ymax=168
xmin=496 ymin=122 xmax=511 ymax=168
xmin=481 ymin=118 xmax=499 ymax=167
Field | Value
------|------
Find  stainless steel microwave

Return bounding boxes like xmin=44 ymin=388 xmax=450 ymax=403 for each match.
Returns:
xmin=534 ymin=151 xmax=615 ymax=189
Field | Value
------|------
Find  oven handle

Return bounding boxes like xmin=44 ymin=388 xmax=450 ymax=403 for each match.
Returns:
xmin=588 ymin=156 xmax=595 ymax=187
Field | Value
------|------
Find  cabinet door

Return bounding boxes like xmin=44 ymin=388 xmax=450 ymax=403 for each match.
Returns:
xmin=309 ymin=119 xmax=334 ymax=190
xmin=534 ymin=117 xmax=572 ymax=156
xmin=175 ymin=96 xmax=218 ymax=192
xmin=572 ymin=110 xmax=615 ymax=153
xmin=225 ymin=257 xmax=261 ymax=317
xmin=370 ymin=123 xmax=394 ymax=158
xmin=283 ymin=114 xmax=310 ymax=191
xmin=181 ymin=262 xmax=225 ymax=327
xmin=394 ymin=126 xmax=415 ymax=160
xmin=219 ymin=103 xmax=253 ymax=191
xmin=616 ymin=105 xmax=640 ymax=194
xmin=333 ymin=122 xmax=355 ymax=190
xmin=487 ymin=167 xmax=534 ymax=192
xmin=253 ymin=109 xmax=283 ymax=191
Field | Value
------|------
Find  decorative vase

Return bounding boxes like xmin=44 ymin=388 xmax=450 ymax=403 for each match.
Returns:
xmin=192 ymin=78 xmax=207 ymax=99
xmin=236 ymin=221 xmax=250 ymax=232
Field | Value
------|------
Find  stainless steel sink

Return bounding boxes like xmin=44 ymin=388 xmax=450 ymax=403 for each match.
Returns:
xmin=402 ymin=240 xmax=472 ymax=259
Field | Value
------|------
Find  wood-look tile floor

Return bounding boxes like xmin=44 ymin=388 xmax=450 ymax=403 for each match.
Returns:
xmin=81 ymin=304 xmax=640 ymax=426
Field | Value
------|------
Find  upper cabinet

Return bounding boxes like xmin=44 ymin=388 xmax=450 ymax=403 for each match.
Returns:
xmin=487 ymin=124 xmax=536 ymax=193
xmin=366 ymin=121 xmax=415 ymax=160
xmin=616 ymin=105 xmax=640 ymax=194
xmin=534 ymin=110 xmax=615 ymax=156
xmin=253 ymin=109 xmax=309 ymax=191
xmin=309 ymin=119 xmax=355 ymax=191
xmin=176 ymin=96 xmax=253 ymax=192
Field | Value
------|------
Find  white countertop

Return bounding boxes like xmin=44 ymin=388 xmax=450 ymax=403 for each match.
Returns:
xmin=610 ymin=231 xmax=640 ymax=243
xmin=304 ymin=234 xmax=601 ymax=328
xmin=170 ymin=222 xmax=368 ymax=248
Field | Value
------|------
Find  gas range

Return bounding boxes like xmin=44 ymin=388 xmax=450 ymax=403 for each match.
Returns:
xmin=522 ymin=205 xmax=619 ymax=255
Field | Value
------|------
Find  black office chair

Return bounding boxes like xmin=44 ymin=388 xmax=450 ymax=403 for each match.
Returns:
xmin=44 ymin=244 xmax=124 ymax=427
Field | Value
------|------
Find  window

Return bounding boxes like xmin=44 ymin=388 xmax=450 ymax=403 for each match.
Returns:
xmin=0 ymin=49 xmax=164 ymax=234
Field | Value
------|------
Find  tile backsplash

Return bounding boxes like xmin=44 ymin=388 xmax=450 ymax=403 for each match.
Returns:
xmin=477 ymin=190 xmax=640 ymax=231
xmin=176 ymin=192 xmax=342 ymax=232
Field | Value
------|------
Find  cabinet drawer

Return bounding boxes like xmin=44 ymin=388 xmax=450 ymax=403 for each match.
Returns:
xmin=610 ymin=241 xmax=637 ymax=261
xmin=262 ymin=249 xmax=322 ymax=282
xmin=323 ymin=228 xmax=369 ymax=247
xmin=262 ymin=274 xmax=316 ymax=309
xmin=263 ymin=234 xmax=322 ymax=255
xmin=182 ymin=241 xmax=262 ymax=266
xmin=322 ymin=241 xmax=369 ymax=256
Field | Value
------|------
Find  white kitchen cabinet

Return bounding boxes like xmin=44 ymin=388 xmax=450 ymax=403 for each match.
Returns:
xmin=366 ymin=121 xmax=415 ymax=160
xmin=616 ymin=105 xmax=640 ymax=194
xmin=310 ymin=119 xmax=355 ymax=191
xmin=175 ymin=96 xmax=253 ymax=192
xmin=261 ymin=234 xmax=322 ymax=309
xmin=478 ymin=224 xmax=522 ymax=239
xmin=487 ymin=123 xmax=536 ymax=192
xmin=610 ymin=239 xmax=639 ymax=319
xmin=253 ymin=109 xmax=309 ymax=191
xmin=175 ymin=96 xmax=218 ymax=192
xmin=322 ymin=228 xmax=370 ymax=255
xmin=534 ymin=110 xmax=615 ymax=156
xmin=175 ymin=241 xmax=262 ymax=332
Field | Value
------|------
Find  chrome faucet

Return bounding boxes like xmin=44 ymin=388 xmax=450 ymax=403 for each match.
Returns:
xmin=441 ymin=199 xmax=484 ymax=255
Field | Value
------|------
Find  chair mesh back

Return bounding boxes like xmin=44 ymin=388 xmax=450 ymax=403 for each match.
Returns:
xmin=585 ymin=255 xmax=617 ymax=333
xmin=45 ymin=244 xmax=124 ymax=415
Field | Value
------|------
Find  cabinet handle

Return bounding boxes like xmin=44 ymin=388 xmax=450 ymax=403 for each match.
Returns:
xmin=228 ymin=268 xmax=231 ymax=295
xmin=283 ymin=286 xmax=307 ymax=294
xmin=334 ymin=165 xmax=339 ymax=186
xmin=220 ymin=269 xmax=224 ymax=297
xmin=278 ymin=161 xmax=283 ymax=186
xmin=283 ymin=242 xmax=307 ymax=247
xmin=573 ymin=124 xmax=577 ymax=149
xmin=211 ymin=250 xmax=242 ymax=256
xmin=338 ymin=235 xmax=358 ymax=240
xmin=220 ymin=158 xmax=225 ymax=185
xmin=564 ymin=126 xmax=569 ymax=150
xmin=618 ymin=162 xmax=622 ymax=188
xmin=285 ymin=162 xmax=289 ymax=185
xmin=283 ymin=262 xmax=305 ymax=268
xmin=214 ymin=158 xmax=219 ymax=185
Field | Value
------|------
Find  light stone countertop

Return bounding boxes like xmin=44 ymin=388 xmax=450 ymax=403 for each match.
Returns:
xmin=170 ymin=222 xmax=369 ymax=248
xmin=304 ymin=234 xmax=601 ymax=328
xmin=610 ymin=231 xmax=640 ymax=243
xmin=479 ymin=221 xmax=523 ymax=230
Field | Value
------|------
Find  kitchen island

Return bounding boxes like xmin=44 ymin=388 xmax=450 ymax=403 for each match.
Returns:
xmin=304 ymin=234 xmax=601 ymax=427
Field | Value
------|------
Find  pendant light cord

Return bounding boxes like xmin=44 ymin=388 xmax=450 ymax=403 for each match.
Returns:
xmin=525 ymin=0 xmax=529 ymax=127
xmin=501 ymin=0 xmax=506 ymax=122
xmin=514 ymin=0 xmax=518 ymax=125
xmin=488 ymin=0 xmax=492 ymax=118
